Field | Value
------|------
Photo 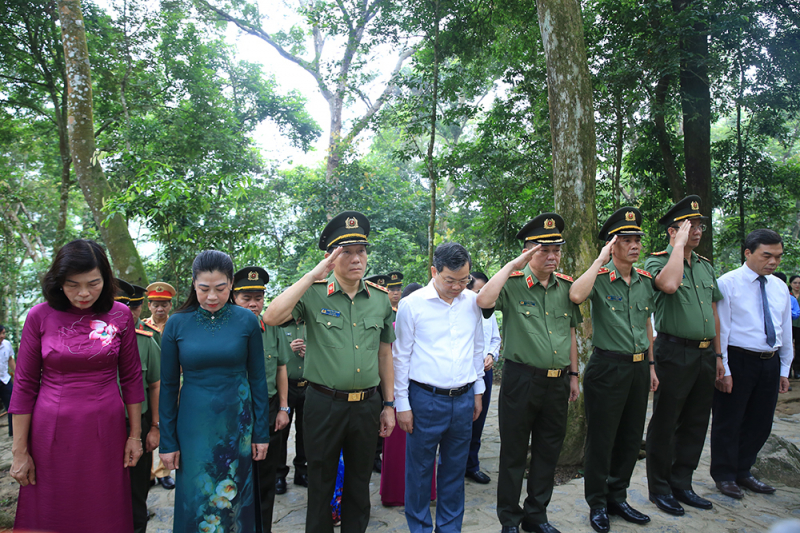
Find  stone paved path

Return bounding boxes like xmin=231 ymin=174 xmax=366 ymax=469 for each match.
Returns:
xmin=1 ymin=385 xmax=798 ymax=532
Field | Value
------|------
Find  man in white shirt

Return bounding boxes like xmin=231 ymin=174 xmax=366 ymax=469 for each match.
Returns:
xmin=465 ymin=272 xmax=502 ymax=485
xmin=712 ymin=229 xmax=792 ymax=499
xmin=394 ymin=242 xmax=485 ymax=533
xmin=0 ymin=325 xmax=16 ymax=437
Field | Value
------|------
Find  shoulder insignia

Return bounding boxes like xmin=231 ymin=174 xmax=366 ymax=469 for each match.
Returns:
xmin=697 ymin=254 xmax=711 ymax=263
xmin=510 ymin=270 xmax=525 ymax=277
xmin=609 ymin=270 xmax=617 ymax=282
xmin=327 ymin=282 xmax=335 ymax=296
xmin=635 ymin=268 xmax=652 ymax=279
xmin=525 ymin=275 xmax=534 ymax=288
xmin=650 ymin=251 xmax=668 ymax=256
xmin=555 ymin=272 xmax=574 ymax=282
xmin=135 ymin=329 xmax=153 ymax=337
xmin=313 ymin=279 xmax=328 ymax=283
xmin=365 ymin=280 xmax=389 ymax=293
xmin=597 ymin=267 xmax=610 ymax=275
xmin=259 ymin=318 xmax=266 ymax=332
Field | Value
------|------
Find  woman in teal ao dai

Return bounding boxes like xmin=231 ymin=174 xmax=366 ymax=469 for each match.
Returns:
xmin=159 ymin=251 xmax=270 ymax=533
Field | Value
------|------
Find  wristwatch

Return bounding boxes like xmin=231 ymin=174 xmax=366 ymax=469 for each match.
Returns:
xmin=151 ymin=422 xmax=160 ymax=429
xmin=280 ymin=406 xmax=291 ymax=415
xmin=382 ymin=400 xmax=395 ymax=408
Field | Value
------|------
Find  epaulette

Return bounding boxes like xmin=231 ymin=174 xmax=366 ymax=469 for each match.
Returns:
xmin=365 ymin=280 xmax=389 ymax=293
xmin=597 ymin=267 xmax=610 ymax=275
xmin=554 ymin=272 xmax=574 ymax=282
xmin=696 ymin=254 xmax=711 ymax=263
xmin=650 ymin=251 xmax=668 ymax=256
xmin=313 ymin=279 xmax=328 ymax=283
xmin=635 ymin=268 xmax=652 ymax=279
xmin=135 ymin=329 xmax=153 ymax=337
xmin=510 ymin=270 xmax=525 ymax=277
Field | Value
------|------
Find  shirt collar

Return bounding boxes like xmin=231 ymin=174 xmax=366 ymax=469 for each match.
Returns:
xmin=422 ymin=278 xmax=466 ymax=302
xmin=666 ymin=244 xmax=699 ymax=264
xmin=604 ymin=259 xmax=640 ymax=284
xmin=742 ymin=263 xmax=762 ymax=283
xmin=523 ymin=263 xmax=557 ymax=288
xmin=326 ymin=272 xmax=369 ymax=297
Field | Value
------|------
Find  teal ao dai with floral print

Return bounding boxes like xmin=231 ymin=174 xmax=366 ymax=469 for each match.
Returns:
xmin=159 ymin=303 xmax=270 ymax=532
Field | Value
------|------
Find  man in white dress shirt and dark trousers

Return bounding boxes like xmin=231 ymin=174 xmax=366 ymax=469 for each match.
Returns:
xmin=711 ymin=229 xmax=793 ymax=499
xmin=393 ymin=242 xmax=486 ymax=533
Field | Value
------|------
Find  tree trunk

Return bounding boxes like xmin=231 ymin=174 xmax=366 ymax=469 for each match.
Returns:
xmin=58 ymin=0 xmax=148 ymax=285
xmin=535 ymin=0 xmax=597 ymax=466
xmin=613 ymin=101 xmax=624 ymax=210
xmin=426 ymin=0 xmax=440 ymax=280
xmin=653 ymin=74 xmax=684 ymax=202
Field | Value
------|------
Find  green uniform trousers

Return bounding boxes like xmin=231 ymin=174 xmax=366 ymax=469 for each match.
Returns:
xmin=497 ymin=360 xmax=569 ymax=527
xmin=303 ymin=385 xmax=381 ymax=533
xmin=255 ymin=394 xmax=283 ymax=533
xmin=645 ymin=337 xmax=715 ymax=494
xmin=583 ymin=351 xmax=650 ymax=509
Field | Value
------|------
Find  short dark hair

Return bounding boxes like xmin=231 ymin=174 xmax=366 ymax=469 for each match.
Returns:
xmin=466 ymin=271 xmax=489 ymax=290
xmin=42 ymin=239 xmax=117 ymax=313
xmin=744 ymin=229 xmax=783 ymax=254
xmin=774 ymin=272 xmax=787 ymax=283
xmin=433 ymin=242 xmax=471 ymax=273
xmin=401 ymin=283 xmax=423 ymax=299
xmin=177 ymin=250 xmax=235 ymax=313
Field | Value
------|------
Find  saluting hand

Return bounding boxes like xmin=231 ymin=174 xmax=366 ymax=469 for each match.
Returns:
xmin=673 ymin=220 xmax=692 ymax=248
xmin=598 ymin=236 xmax=617 ymax=264
xmin=508 ymin=245 xmax=540 ymax=271
xmin=310 ymin=246 xmax=343 ymax=280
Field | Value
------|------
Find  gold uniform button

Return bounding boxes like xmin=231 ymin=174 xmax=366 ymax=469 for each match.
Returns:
xmin=646 ymin=307 xmax=649 ymax=310
xmin=526 ymin=311 xmax=530 ymax=315
xmin=327 ymin=322 xmax=331 ymax=326
xmin=700 ymin=301 xmax=704 ymax=304
xmin=630 ymin=306 xmax=632 ymax=309
xmin=355 ymin=345 xmax=359 ymax=349
xmin=611 ymin=307 xmax=615 ymax=310
xmin=554 ymin=350 xmax=557 ymax=354
xmin=357 ymin=368 xmax=360 ymax=372
xmin=564 ymin=313 xmax=567 ymax=316
xmin=268 ymin=355 xmax=272 ymax=359
xmin=546 ymin=312 xmax=549 ymax=315
xmin=696 ymin=285 xmax=699 ymax=288
xmin=353 ymin=323 xmax=357 ymax=326
xmin=351 ymin=301 xmax=355 ymax=305
xmin=548 ymin=331 xmax=552 ymax=334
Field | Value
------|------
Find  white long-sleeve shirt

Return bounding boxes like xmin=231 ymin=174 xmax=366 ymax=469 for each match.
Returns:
xmin=483 ymin=313 xmax=502 ymax=362
xmin=717 ymin=264 xmax=793 ymax=377
xmin=393 ymin=279 xmax=485 ymax=412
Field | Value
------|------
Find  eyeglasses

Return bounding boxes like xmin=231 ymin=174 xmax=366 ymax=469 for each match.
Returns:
xmin=439 ymin=274 xmax=473 ymax=287
xmin=670 ymin=224 xmax=707 ymax=233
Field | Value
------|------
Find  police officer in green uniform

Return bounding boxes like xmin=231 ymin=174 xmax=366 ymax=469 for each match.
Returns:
xmin=116 ymin=280 xmax=161 ymax=533
xmin=644 ymin=195 xmax=725 ymax=516
xmin=262 ymin=211 xmax=396 ymax=533
xmin=476 ymin=213 xmax=581 ymax=533
xmin=276 ymin=321 xmax=308 ymax=492
xmin=386 ymin=271 xmax=404 ymax=313
xmin=232 ymin=267 xmax=290 ymax=533
xmin=569 ymin=208 xmax=659 ymax=532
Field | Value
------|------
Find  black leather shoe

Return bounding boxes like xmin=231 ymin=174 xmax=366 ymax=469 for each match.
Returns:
xmin=466 ymin=469 xmax=491 ymax=484
xmin=275 ymin=477 xmax=287 ymax=495
xmin=521 ymin=521 xmax=561 ymax=533
xmin=501 ymin=527 xmax=520 ymax=533
xmin=607 ymin=501 xmax=650 ymax=524
xmin=672 ymin=488 xmax=712 ymax=510
xmin=716 ymin=481 xmax=744 ymax=499
xmin=648 ymin=493 xmax=684 ymax=516
xmin=293 ymin=474 xmax=308 ymax=487
xmin=589 ymin=509 xmax=609 ymax=532
xmin=149 ymin=478 xmax=156 ymax=487
xmin=737 ymin=476 xmax=776 ymax=494
xmin=157 ymin=476 xmax=175 ymax=490
xmin=373 ymin=457 xmax=382 ymax=473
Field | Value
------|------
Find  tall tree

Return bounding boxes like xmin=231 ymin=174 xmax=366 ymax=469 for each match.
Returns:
xmin=58 ymin=0 xmax=148 ymax=284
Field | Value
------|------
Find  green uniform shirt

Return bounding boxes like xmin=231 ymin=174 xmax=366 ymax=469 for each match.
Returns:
xmin=291 ymin=272 xmax=395 ymax=390
xmin=140 ymin=317 xmax=164 ymax=347
xmin=280 ymin=323 xmax=305 ymax=380
xmin=494 ymin=264 xmax=582 ymax=369
xmin=260 ymin=318 xmax=290 ymax=398
xmin=119 ymin=327 xmax=161 ymax=416
xmin=589 ymin=259 xmax=655 ymax=354
xmin=644 ymin=245 xmax=722 ymax=340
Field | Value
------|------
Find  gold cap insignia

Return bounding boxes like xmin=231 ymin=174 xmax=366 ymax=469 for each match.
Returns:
xmin=345 ymin=217 xmax=359 ymax=229
xmin=156 ymin=285 xmax=163 ymax=293
xmin=691 ymin=201 xmax=699 ymax=210
xmin=625 ymin=211 xmax=636 ymax=222
xmin=544 ymin=218 xmax=556 ymax=230
xmin=378 ymin=279 xmax=386 ymax=285
xmin=248 ymin=271 xmax=259 ymax=281
xmin=391 ymin=274 xmax=398 ymax=280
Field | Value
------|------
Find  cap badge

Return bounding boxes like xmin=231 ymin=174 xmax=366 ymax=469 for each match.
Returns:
xmin=544 ymin=218 xmax=556 ymax=230
xmin=248 ymin=271 xmax=259 ymax=281
xmin=156 ymin=285 xmax=163 ymax=293
xmin=345 ymin=217 xmax=359 ymax=229
xmin=691 ymin=201 xmax=699 ymax=210
xmin=378 ymin=279 xmax=386 ymax=285
xmin=625 ymin=211 xmax=636 ymax=222
xmin=391 ymin=274 xmax=398 ymax=280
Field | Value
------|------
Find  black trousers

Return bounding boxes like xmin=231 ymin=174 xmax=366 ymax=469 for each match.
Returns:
xmin=303 ymin=385 xmax=381 ymax=533
xmin=255 ymin=394 xmax=284 ymax=533
xmin=645 ymin=337 xmax=715 ymax=493
xmin=129 ymin=410 xmax=153 ymax=533
xmin=710 ymin=347 xmax=781 ymax=482
xmin=277 ymin=380 xmax=307 ymax=480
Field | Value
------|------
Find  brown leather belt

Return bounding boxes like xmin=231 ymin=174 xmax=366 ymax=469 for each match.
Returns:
xmin=309 ymin=382 xmax=377 ymax=402
xmin=289 ymin=379 xmax=308 ymax=387
xmin=594 ymin=348 xmax=647 ymax=362
xmin=411 ymin=380 xmax=473 ymax=397
xmin=729 ymin=346 xmax=776 ymax=359
xmin=505 ymin=359 xmax=569 ymax=378
xmin=660 ymin=334 xmax=712 ymax=350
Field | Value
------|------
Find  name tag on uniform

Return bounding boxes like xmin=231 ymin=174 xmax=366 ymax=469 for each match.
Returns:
xmin=519 ymin=301 xmax=537 ymax=306
xmin=321 ymin=308 xmax=341 ymax=317
xmin=285 ymin=332 xmax=292 ymax=336
xmin=606 ymin=295 xmax=623 ymax=302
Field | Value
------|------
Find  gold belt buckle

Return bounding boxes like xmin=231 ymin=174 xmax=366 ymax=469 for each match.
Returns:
xmin=699 ymin=340 xmax=711 ymax=349
xmin=633 ymin=353 xmax=644 ymax=362
xmin=547 ymin=369 xmax=561 ymax=378
xmin=347 ymin=391 xmax=365 ymax=402
xmin=297 ymin=381 xmax=307 ymax=387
